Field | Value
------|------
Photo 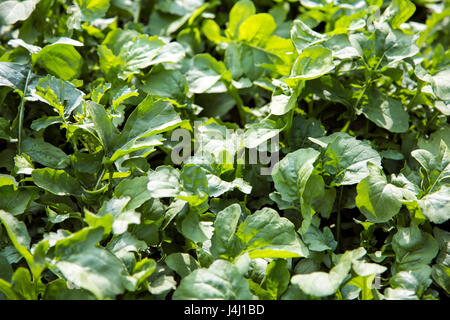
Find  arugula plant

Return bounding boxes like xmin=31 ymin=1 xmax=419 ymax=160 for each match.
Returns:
xmin=0 ymin=0 xmax=449 ymax=300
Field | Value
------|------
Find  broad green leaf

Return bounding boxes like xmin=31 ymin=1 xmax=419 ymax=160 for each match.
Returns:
xmin=141 ymin=69 xmax=188 ymax=103
xmin=384 ymin=29 xmax=419 ymax=64
xmin=97 ymin=197 xmax=140 ymax=235
xmin=43 ymin=279 xmax=95 ymax=300
xmin=418 ymin=186 xmax=450 ymax=224
xmin=32 ymin=168 xmax=83 ymax=196
xmin=432 ymin=264 xmax=450 ymax=294
xmin=292 ymin=247 xmax=366 ymax=297
xmin=86 ymin=101 xmax=118 ymax=153
xmin=356 ymin=163 xmax=403 ymax=223
xmin=411 ymin=140 xmax=450 ymax=192
xmin=166 ymin=253 xmax=200 ymax=278
xmin=317 ymin=133 xmax=382 ymax=186
xmin=99 ymin=29 xmax=184 ymax=80
xmin=211 ymin=204 xmax=241 ymax=259
xmin=0 ymin=62 xmax=28 ymax=90
xmin=431 ymin=69 xmax=450 ymax=101
xmin=22 ymin=137 xmax=69 ymax=169
xmin=0 ymin=0 xmax=39 ymax=25
xmin=227 ymin=0 xmax=256 ymax=39
xmin=114 ymin=176 xmax=153 ymax=211
xmin=53 ymin=227 xmax=133 ymax=299
xmin=113 ymin=97 xmax=181 ymax=157
xmin=390 ymin=265 xmax=432 ymax=295
xmin=235 ymin=207 xmax=309 ymax=259
xmin=147 ymin=166 xmax=181 ymax=198
xmin=301 ymin=225 xmax=337 ymax=252
xmin=11 ymin=267 xmax=35 ymax=300
xmin=362 ymin=88 xmax=409 ymax=133
xmin=172 ymin=259 xmax=252 ymax=299
xmin=202 ymin=20 xmax=226 ymax=44
xmin=131 ymin=258 xmax=156 ymax=287
xmin=272 ymin=148 xmax=320 ymax=202
xmin=261 ymin=259 xmax=290 ymax=299
xmin=35 ymin=41 xmax=83 ymax=81
xmin=0 ymin=210 xmax=34 ymax=273
xmin=186 ymin=54 xmax=228 ymax=94
xmin=287 ymin=45 xmax=334 ymax=82
xmin=238 ymin=14 xmax=276 ymax=47
xmin=383 ymin=0 xmax=416 ymax=29
xmin=74 ymin=0 xmax=110 ymax=22
xmin=392 ymin=223 xmax=439 ymax=270
xmin=31 ymin=75 xmax=85 ymax=119
xmin=0 ymin=186 xmax=37 ymax=216
xmin=290 ymin=19 xmax=326 ymax=53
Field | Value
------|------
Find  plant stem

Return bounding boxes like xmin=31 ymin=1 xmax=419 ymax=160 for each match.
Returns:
xmin=17 ymin=67 xmax=32 ymax=154
xmin=94 ymin=167 xmax=106 ymax=190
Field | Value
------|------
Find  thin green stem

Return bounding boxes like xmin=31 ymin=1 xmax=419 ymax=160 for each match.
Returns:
xmin=17 ymin=67 xmax=32 ymax=154
xmin=94 ymin=167 xmax=106 ymax=190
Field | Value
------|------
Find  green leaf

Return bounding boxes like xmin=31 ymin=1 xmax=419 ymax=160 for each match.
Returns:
xmin=356 ymin=163 xmax=403 ymax=223
xmin=0 ymin=210 xmax=34 ymax=273
xmin=74 ymin=0 xmax=110 ymax=22
xmin=418 ymin=185 xmax=450 ymax=224
xmin=166 ymin=253 xmax=200 ymax=278
xmin=211 ymin=204 xmax=241 ymax=259
xmin=32 ymin=168 xmax=83 ymax=196
xmin=383 ymin=0 xmax=416 ymax=29
xmin=272 ymin=148 xmax=320 ymax=202
xmin=0 ymin=0 xmax=39 ymax=25
xmin=141 ymin=69 xmax=188 ymax=103
xmin=0 ymin=62 xmax=28 ymax=90
xmin=113 ymin=97 xmax=181 ymax=159
xmin=392 ymin=223 xmax=439 ymax=270
xmin=86 ymin=101 xmax=119 ymax=153
xmin=301 ymin=225 xmax=337 ymax=252
xmin=172 ymin=259 xmax=253 ymax=300
xmin=412 ymin=140 xmax=450 ymax=192
xmin=0 ymin=185 xmax=37 ymax=216
xmin=261 ymin=259 xmax=291 ymax=299
xmin=99 ymin=29 xmax=184 ymax=80
xmin=147 ymin=166 xmax=181 ymax=198
xmin=287 ymin=45 xmax=334 ymax=82
xmin=432 ymin=264 xmax=450 ymax=294
xmin=131 ymin=258 xmax=156 ymax=287
xmin=44 ymin=279 xmax=95 ymax=300
xmin=186 ymin=54 xmax=228 ymax=94
xmin=317 ymin=133 xmax=382 ymax=186
xmin=238 ymin=14 xmax=276 ymax=47
xmin=31 ymin=75 xmax=85 ymax=119
xmin=22 ymin=138 xmax=69 ymax=169
xmin=291 ymin=247 xmax=366 ymax=297
xmin=53 ymin=227 xmax=133 ymax=299
xmin=235 ymin=207 xmax=309 ymax=259
xmin=35 ymin=40 xmax=83 ymax=81
xmin=291 ymin=19 xmax=326 ymax=53
xmin=11 ymin=267 xmax=35 ymax=300
xmin=227 ymin=0 xmax=255 ymax=39
xmin=431 ymin=69 xmax=450 ymax=101
xmin=114 ymin=176 xmax=153 ymax=211
xmin=362 ymin=88 xmax=409 ymax=133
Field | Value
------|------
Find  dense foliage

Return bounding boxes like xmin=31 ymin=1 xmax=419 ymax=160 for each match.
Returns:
xmin=0 ymin=0 xmax=449 ymax=300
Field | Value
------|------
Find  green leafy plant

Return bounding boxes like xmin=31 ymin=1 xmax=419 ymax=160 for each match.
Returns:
xmin=0 ymin=0 xmax=449 ymax=300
